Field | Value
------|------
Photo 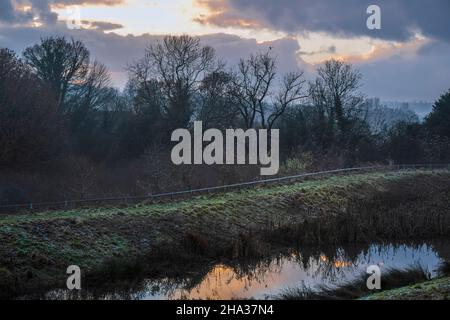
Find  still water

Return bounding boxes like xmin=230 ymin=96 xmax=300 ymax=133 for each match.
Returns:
xmin=44 ymin=240 xmax=448 ymax=300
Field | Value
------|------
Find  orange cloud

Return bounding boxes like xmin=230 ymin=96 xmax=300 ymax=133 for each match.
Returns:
xmin=193 ymin=0 xmax=261 ymax=29
xmin=331 ymin=38 xmax=427 ymax=64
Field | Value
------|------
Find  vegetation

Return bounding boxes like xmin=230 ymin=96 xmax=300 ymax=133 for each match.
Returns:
xmin=1 ymin=35 xmax=450 ymax=205
xmin=364 ymin=277 xmax=450 ymax=300
xmin=363 ymin=261 xmax=450 ymax=300
xmin=1 ymin=34 xmax=450 ymax=300
xmin=278 ymin=265 xmax=432 ymax=300
xmin=0 ymin=170 xmax=449 ymax=299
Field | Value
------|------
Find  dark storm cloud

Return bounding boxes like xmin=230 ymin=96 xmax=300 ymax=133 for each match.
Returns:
xmin=29 ymin=0 xmax=58 ymax=24
xmin=0 ymin=1 xmax=17 ymax=22
xmin=1 ymin=21 xmax=448 ymax=101
xmin=82 ymin=20 xmax=124 ymax=31
xmin=299 ymin=45 xmax=336 ymax=56
xmin=0 ymin=0 xmax=59 ymax=25
xmin=196 ymin=0 xmax=450 ymax=42
xmin=0 ymin=23 xmax=309 ymax=89
xmin=0 ymin=0 xmax=123 ymax=25
xmin=0 ymin=1 xmax=33 ymax=23
xmin=357 ymin=40 xmax=450 ymax=101
xmin=0 ymin=0 xmax=448 ymax=101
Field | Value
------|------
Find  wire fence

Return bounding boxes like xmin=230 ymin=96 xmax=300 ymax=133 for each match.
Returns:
xmin=1 ymin=163 xmax=449 ymax=213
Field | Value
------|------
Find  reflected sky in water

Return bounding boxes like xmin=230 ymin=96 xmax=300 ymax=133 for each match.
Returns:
xmin=139 ymin=243 xmax=443 ymax=300
xmin=43 ymin=241 xmax=448 ymax=300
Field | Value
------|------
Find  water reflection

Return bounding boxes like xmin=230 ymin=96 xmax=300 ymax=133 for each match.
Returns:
xmin=45 ymin=240 xmax=448 ymax=300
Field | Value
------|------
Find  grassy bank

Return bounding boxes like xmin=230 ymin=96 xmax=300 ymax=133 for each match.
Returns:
xmin=0 ymin=170 xmax=450 ymax=299
xmin=364 ymin=277 xmax=450 ymax=300
xmin=363 ymin=261 xmax=450 ymax=300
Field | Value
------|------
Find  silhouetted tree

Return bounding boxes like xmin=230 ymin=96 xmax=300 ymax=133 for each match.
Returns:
xmin=229 ymin=51 xmax=307 ymax=129
xmin=364 ymin=103 xmax=419 ymax=135
xmin=116 ymin=79 xmax=165 ymax=158
xmin=309 ymin=60 xmax=366 ymax=149
xmin=198 ymin=71 xmax=238 ymax=129
xmin=385 ymin=122 xmax=425 ymax=164
xmin=1 ymin=36 xmax=444 ymax=203
xmin=0 ymin=48 xmax=64 ymax=169
xmin=425 ymin=89 xmax=450 ymax=138
xmin=23 ymin=36 xmax=90 ymax=111
xmin=129 ymin=35 xmax=221 ymax=131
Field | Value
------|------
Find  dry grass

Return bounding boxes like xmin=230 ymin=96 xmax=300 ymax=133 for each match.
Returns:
xmin=0 ymin=170 xmax=449 ymax=299
xmin=278 ymin=265 xmax=431 ymax=300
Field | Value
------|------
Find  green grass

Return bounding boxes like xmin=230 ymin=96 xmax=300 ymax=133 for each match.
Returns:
xmin=0 ymin=170 xmax=422 ymax=225
xmin=363 ymin=277 xmax=450 ymax=300
xmin=0 ymin=169 xmax=449 ymax=299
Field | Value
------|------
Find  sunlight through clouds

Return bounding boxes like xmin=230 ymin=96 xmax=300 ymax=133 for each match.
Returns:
xmin=2 ymin=0 xmax=449 ymax=100
xmin=53 ymin=0 xmax=287 ymax=41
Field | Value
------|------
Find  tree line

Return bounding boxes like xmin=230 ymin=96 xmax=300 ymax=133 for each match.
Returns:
xmin=1 ymin=35 xmax=449 ymax=204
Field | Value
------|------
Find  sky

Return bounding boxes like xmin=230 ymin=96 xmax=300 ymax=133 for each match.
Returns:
xmin=0 ymin=0 xmax=449 ymax=101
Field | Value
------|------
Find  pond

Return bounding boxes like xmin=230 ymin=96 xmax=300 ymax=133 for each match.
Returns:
xmin=42 ymin=239 xmax=449 ymax=300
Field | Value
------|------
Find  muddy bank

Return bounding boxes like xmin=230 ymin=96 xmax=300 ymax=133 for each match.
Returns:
xmin=0 ymin=170 xmax=449 ymax=299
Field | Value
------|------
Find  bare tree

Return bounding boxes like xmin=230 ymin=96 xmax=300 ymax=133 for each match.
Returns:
xmin=129 ymin=35 xmax=222 ymax=129
xmin=309 ymin=59 xmax=365 ymax=134
xmin=72 ymin=60 xmax=113 ymax=112
xmin=23 ymin=36 xmax=90 ymax=111
xmin=364 ymin=103 xmax=420 ymax=135
xmin=269 ymin=71 xmax=308 ymax=130
xmin=197 ymin=71 xmax=239 ymax=129
xmin=229 ymin=51 xmax=276 ymax=129
xmin=230 ymin=51 xmax=307 ymax=129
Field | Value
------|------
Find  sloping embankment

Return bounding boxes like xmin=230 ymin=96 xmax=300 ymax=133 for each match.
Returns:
xmin=364 ymin=277 xmax=450 ymax=300
xmin=0 ymin=170 xmax=449 ymax=298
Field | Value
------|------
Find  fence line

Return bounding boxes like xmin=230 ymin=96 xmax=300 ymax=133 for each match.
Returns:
xmin=1 ymin=163 xmax=449 ymax=212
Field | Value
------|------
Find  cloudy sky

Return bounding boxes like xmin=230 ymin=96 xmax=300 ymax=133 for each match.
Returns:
xmin=1 ymin=0 xmax=449 ymax=101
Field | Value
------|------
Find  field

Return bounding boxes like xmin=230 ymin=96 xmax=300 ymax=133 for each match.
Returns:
xmin=1 ymin=170 xmax=450 ymax=299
